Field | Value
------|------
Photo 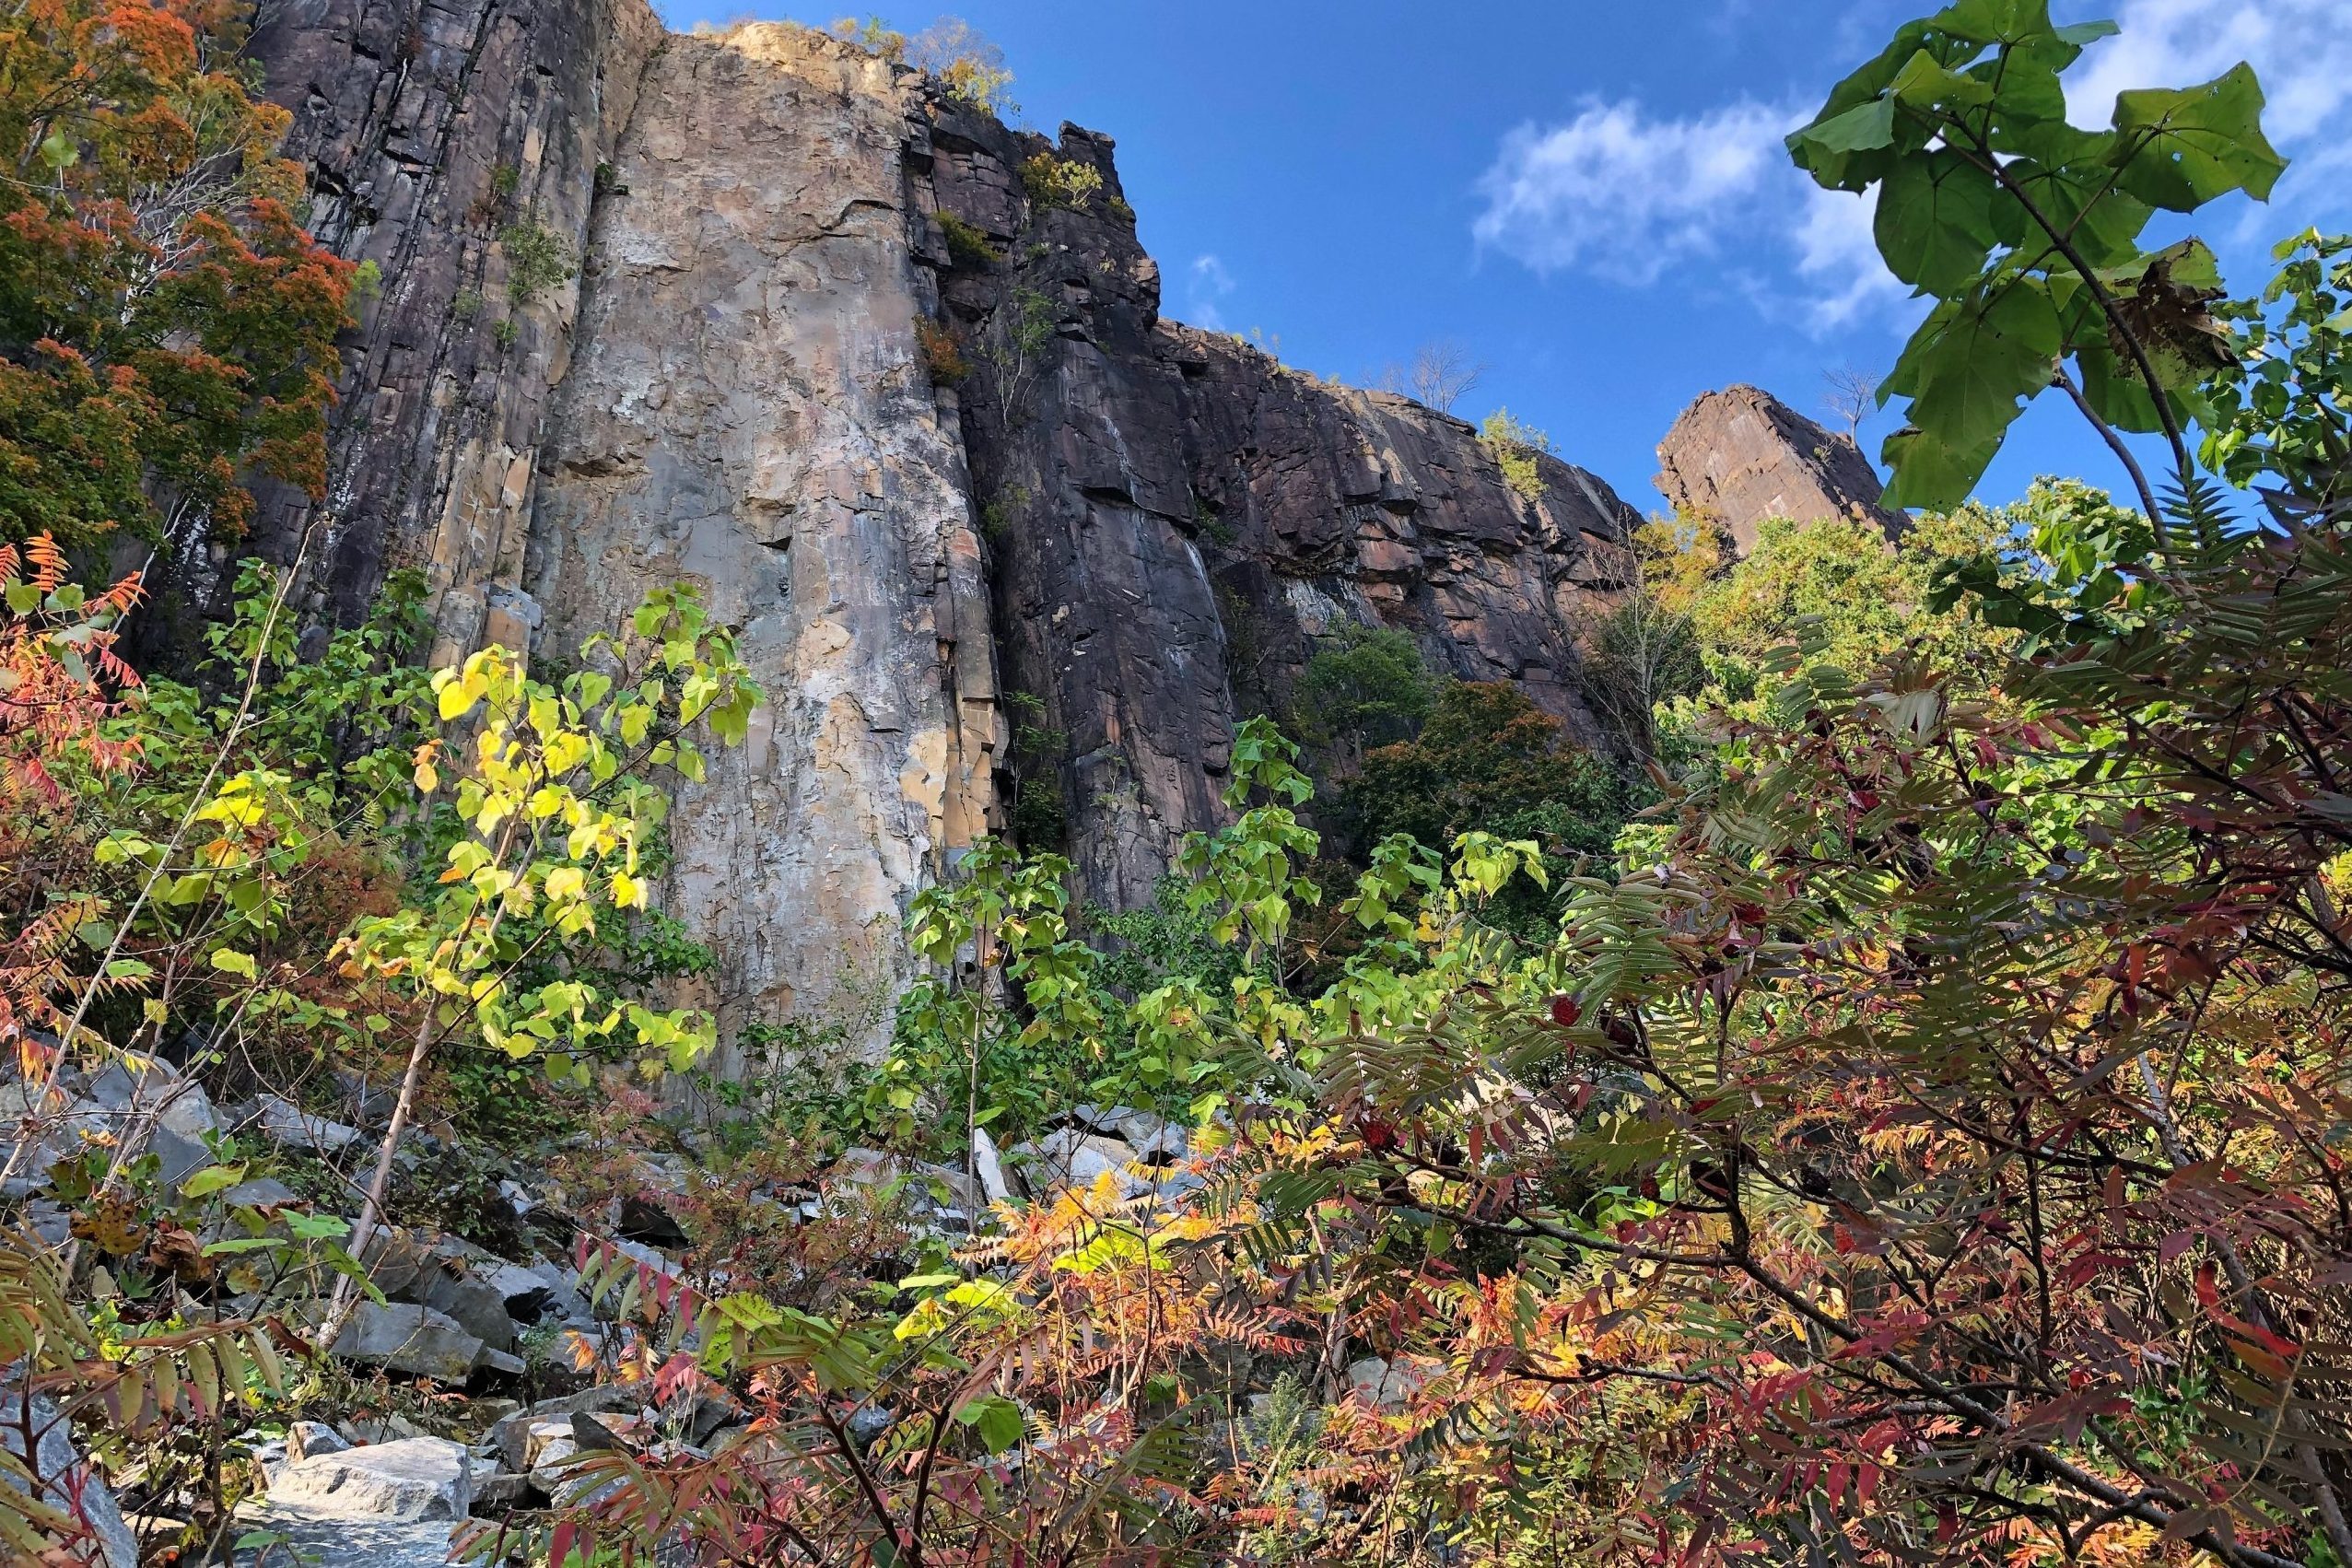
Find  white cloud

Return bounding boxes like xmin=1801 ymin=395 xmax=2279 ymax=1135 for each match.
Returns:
xmin=1186 ymin=253 xmax=1236 ymax=330
xmin=1471 ymin=99 xmax=1796 ymax=287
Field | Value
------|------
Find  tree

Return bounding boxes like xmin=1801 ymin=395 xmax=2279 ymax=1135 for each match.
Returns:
xmin=1822 ymin=363 xmax=1879 ymax=442
xmin=909 ymin=17 xmax=1017 ymax=115
xmin=1784 ymin=0 xmax=2286 ymax=519
xmin=0 ymin=0 xmax=353 ymax=546
xmin=1377 ymin=338 xmax=1488 ymax=414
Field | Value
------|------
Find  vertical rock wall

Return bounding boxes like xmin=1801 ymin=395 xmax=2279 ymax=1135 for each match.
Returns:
xmin=523 ymin=27 xmax=1000 ymax=1059
xmin=229 ymin=0 xmax=663 ymax=660
xmin=917 ymin=113 xmax=1639 ymax=910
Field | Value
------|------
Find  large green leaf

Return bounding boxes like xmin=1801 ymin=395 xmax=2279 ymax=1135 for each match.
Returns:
xmin=1909 ymin=276 xmax=2061 ymax=449
xmin=1927 ymin=0 xmax=2057 ymax=45
xmin=2107 ymin=63 xmax=2288 ymax=211
xmin=1880 ymin=423 xmax=2002 ymax=510
xmin=1874 ymin=148 xmax=2000 ymax=295
xmin=1998 ymin=153 xmax=2153 ymax=267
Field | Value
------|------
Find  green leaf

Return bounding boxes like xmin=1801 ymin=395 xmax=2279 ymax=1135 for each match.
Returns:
xmin=1880 ymin=422 xmax=2002 ymax=510
xmin=178 ymin=1164 xmax=250 ymax=1199
xmin=284 ymin=1211 xmax=351 ymax=1242
xmin=1798 ymin=95 xmax=1898 ymax=155
xmin=955 ymin=1395 xmax=1026 ymax=1453
xmin=209 ymin=948 xmax=257 ymax=979
xmin=1927 ymin=0 xmax=2057 ymax=44
xmin=4 ymin=582 xmax=40 ymax=615
xmin=2108 ymin=63 xmax=2288 ymax=211
xmin=1874 ymin=148 xmax=1999 ymax=295
xmin=1908 ymin=275 xmax=2060 ymax=449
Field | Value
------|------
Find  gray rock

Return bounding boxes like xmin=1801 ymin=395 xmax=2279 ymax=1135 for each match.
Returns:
xmin=1029 ymin=1129 xmax=1147 ymax=1198
xmin=233 ymin=1508 xmax=458 ymax=1566
xmin=287 ymin=1421 xmax=349 ymax=1463
xmin=473 ymin=1347 xmax=526 ymax=1376
xmin=327 ymin=1302 xmax=485 ymax=1383
xmin=971 ymin=1125 xmax=1010 ymax=1205
xmin=525 ymin=1257 xmax=595 ymax=1325
xmin=480 ymin=1259 xmax=555 ymax=1322
xmin=0 ymin=1391 xmax=135 ymax=1567
xmin=150 ymin=1124 xmax=215 ymax=1188
xmin=265 ymin=1435 xmax=474 ymax=1521
xmin=246 ymin=1094 xmax=362 ymax=1153
xmin=487 ymin=1387 xmax=643 ymax=1472
xmin=219 ymin=1176 xmax=301 ymax=1209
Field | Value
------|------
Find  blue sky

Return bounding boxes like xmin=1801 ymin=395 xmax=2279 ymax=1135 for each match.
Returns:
xmin=654 ymin=0 xmax=2352 ymax=517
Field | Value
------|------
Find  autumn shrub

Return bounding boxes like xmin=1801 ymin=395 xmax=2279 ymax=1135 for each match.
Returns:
xmin=1479 ymin=408 xmax=1552 ymax=503
xmin=0 ymin=1 xmax=352 ymax=544
xmin=1021 ymin=152 xmax=1105 ymax=211
xmin=916 ymin=317 xmax=970 ymax=383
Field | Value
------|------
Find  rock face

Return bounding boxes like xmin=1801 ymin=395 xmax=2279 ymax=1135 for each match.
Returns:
xmin=220 ymin=0 xmax=666 ymax=662
xmin=1654 ymin=384 xmax=1905 ymax=554
xmin=238 ymin=16 xmax=1644 ymax=1059
xmin=918 ymin=111 xmax=1637 ymax=908
xmin=526 ymin=27 xmax=999 ymax=1059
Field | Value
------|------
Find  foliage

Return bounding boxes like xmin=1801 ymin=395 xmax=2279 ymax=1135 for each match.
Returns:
xmin=0 ymin=0 xmax=353 ymax=544
xmin=1346 ymin=682 xmax=1622 ymax=868
xmin=864 ymin=837 xmax=1106 ymax=1157
xmin=1479 ymin=408 xmax=1553 ymax=502
xmin=1021 ymin=152 xmax=1105 ymax=212
xmin=825 ymin=14 xmax=906 ymax=59
xmin=1293 ymin=620 xmax=1433 ymax=752
xmin=1786 ymin=0 xmax=2285 ymax=512
xmin=2202 ymin=228 xmax=2352 ymax=515
xmin=910 ymin=18 xmax=1017 ymax=116
xmin=935 ymin=208 xmax=1000 ymax=268
xmin=916 ymin=317 xmax=969 ymax=384
xmin=497 ymin=219 xmax=573 ymax=305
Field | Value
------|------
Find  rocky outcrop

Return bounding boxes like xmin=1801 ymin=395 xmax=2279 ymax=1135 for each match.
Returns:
xmin=238 ymin=14 xmax=1644 ymax=1057
xmin=917 ymin=111 xmax=1638 ymax=908
xmin=524 ymin=26 xmax=999 ymax=1058
xmin=1654 ymin=384 xmax=1904 ymax=554
xmin=218 ymin=0 xmax=664 ymax=662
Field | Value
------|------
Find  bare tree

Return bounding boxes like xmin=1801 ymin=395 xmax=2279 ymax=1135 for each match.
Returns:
xmin=1822 ymin=364 xmax=1879 ymax=445
xmin=1375 ymin=339 xmax=1488 ymax=414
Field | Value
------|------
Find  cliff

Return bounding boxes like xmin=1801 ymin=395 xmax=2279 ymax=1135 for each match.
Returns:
xmin=1654 ymin=383 xmax=1905 ymax=553
xmin=227 ymin=13 xmax=1643 ymax=1056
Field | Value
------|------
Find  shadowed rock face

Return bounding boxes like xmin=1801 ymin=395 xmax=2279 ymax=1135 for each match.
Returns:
xmin=240 ymin=14 xmax=1644 ymax=1055
xmin=918 ymin=113 xmax=1639 ymax=908
xmin=1655 ymin=384 xmax=1905 ymax=554
xmin=220 ymin=0 xmax=664 ymax=662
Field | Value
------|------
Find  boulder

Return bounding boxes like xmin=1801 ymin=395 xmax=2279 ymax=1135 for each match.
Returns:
xmin=245 ymin=1094 xmax=362 ymax=1153
xmin=0 ymin=1391 xmax=135 ymax=1568
xmin=327 ymin=1302 xmax=484 ymax=1383
xmin=286 ymin=1421 xmax=349 ymax=1463
xmin=265 ymin=1435 xmax=474 ymax=1521
xmin=233 ymin=1510 xmax=457 ymax=1567
xmin=480 ymin=1259 xmax=555 ymax=1323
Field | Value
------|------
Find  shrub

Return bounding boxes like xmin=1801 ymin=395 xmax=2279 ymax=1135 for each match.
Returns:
xmin=1479 ymin=407 xmax=1552 ymax=502
xmin=497 ymin=219 xmax=574 ymax=304
xmin=916 ymin=318 xmax=969 ymax=383
xmin=826 ymin=15 xmax=906 ymax=58
xmin=1293 ymin=622 xmax=1432 ymax=751
xmin=936 ymin=209 xmax=1001 ymax=267
xmin=1021 ymin=153 xmax=1104 ymax=212
xmin=909 ymin=18 xmax=1016 ymax=115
